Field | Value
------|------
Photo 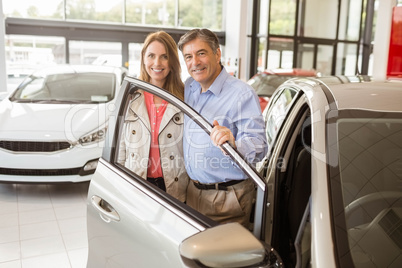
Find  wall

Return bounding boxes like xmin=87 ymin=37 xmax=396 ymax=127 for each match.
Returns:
xmin=0 ymin=0 xmax=7 ymax=92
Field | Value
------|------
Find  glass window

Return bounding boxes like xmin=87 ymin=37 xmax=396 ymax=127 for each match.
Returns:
xmin=5 ymin=35 xmax=65 ymax=91
xmin=3 ymin=0 xmax=224 ymax=29
xmin=301 ymin=0 xmax=338 ymax=39
xmin=269 ymin=0 xmax=296 ymax=35
xmin=338 ymin=0 xmax=362 ymax=41
xmin=258 ymin=38 xmax=267 ymax=72
xmin=128 ymin=43 xmax=143 ymax=78
xmin=65 ymin=0 xmax=123 ymax=23
xmin=267 ymin=50 xmax=280 ymax=70
xmin=336 ymin=43 xmax=358 ymax=75
xmin=268 ymin=38 xmax=294 ymax=69
xmin=5 ymin=35 xmax=65 ymax=65
xmin=68 ymin=41 xmax=121 ymax=66
xmin=316 ymin=45 xmax=333 ymax=75
xmin=125 ymin=0 xmax=175 ymax=26
xmin=178 ymin=0 xmax=222 ymax=30
xmin=2 ymin=0 xmax=64 ymax=19
xmin=297 ymin=43 xmax=315 ymax=70
xmin=259 ymin=0 xmax=269 ymax=35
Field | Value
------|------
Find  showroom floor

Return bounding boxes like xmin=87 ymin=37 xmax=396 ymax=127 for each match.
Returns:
xmin=0 ymin=182 xmax=89 ymax=268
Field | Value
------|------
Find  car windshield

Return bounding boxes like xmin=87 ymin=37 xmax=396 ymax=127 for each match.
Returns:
xmin=328 ymin=110 xmax=402 ymax=268
xmin=10 ymin=72 xmax=116 ymax=103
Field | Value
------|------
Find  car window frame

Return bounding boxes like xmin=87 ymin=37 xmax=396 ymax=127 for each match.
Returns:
xmin=264 ymin=95 xmax=313 ymax=266
xmin=103 ymin=76 xmax=269 ymax=238
xmin=264 ymin=96 xmax=309 ymax=227
xmin=263 ymin=85 xmax=303 ymax=156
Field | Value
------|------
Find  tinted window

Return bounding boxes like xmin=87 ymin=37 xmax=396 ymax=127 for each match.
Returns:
xmin=328 ymin=110 xmax=402 ymax=268
xmin=264 ymin=87 xmax=298 ymax=144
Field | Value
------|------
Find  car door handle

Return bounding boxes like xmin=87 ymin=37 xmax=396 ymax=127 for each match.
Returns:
xmin=91 ymin=195 xmax=120 ymax=222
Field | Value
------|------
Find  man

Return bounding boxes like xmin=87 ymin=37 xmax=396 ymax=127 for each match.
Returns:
xmin=178 ymin=28 xmax=267 ymax=228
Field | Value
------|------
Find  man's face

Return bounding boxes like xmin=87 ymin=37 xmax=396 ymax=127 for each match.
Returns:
xmin=182 ymin=38 xmax=221 ymax=91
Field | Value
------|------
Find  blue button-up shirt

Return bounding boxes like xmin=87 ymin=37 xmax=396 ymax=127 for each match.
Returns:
xmin=183 ymin=68 xmax=268 ymax=183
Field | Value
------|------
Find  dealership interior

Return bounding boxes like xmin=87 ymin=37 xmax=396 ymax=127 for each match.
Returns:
xmin=0 ymin=0 xmax=401 ymax=267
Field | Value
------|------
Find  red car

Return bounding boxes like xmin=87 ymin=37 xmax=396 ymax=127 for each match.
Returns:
xmin=247 ymin=68 xmax=319 ymax=111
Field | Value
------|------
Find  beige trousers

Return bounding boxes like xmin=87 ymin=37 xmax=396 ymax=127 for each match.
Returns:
xmin=186 ymin=179 xmax=256 ymax=228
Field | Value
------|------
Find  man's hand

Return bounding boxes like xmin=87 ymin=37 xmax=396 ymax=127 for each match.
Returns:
xmin=210 ymin=120 xmax=236 ymax=151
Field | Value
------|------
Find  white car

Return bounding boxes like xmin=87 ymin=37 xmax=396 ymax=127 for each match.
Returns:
xmin=0 ymin=64 xmax=128 ymax=183
xmin=86 ymin=76 xmax=402 ymax=267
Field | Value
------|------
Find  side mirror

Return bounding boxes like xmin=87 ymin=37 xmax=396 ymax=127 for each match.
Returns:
xmin=179 ymin=222 xmax=283 ymax=268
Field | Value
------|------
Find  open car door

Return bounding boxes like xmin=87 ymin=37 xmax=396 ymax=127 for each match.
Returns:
xmin=86 ymin=76 xmax=281 ymax=267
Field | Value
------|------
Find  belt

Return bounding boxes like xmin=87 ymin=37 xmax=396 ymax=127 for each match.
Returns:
xmin=192 ymin=179 xmax=245 ymax=191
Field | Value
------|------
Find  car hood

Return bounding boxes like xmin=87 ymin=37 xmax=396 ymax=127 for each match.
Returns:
xmin=0 ymin=100 xmax=111 ymax=142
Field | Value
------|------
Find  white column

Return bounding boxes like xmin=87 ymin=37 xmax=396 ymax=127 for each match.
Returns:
xmin=372 ymin=0 xmax=396 ymax=81
xmin=0 ymin=0 xmax=8 ymax=92
xmin=223 ymin=0 xmax=249 ymax=81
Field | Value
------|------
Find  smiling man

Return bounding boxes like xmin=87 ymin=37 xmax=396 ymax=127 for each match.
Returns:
xmin=178 ymin=29 xmax=267 ymax=228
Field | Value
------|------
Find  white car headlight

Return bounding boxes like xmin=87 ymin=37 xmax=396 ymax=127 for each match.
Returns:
xmin=79 ymin=126 xmax=107 ymax=145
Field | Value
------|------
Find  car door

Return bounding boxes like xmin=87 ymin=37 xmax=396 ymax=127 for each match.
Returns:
xmin=86 ymin=77 xmax=274 ymax=268
xmin=262 ymin=85 xmax=313 ymax=267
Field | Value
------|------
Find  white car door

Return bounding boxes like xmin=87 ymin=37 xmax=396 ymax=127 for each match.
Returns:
xmin=86 ymin=77 xmax=276 ymax=268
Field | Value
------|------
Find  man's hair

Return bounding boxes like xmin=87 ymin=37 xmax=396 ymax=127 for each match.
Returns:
xmin=178 ymin=28 xmax=220 ymax=53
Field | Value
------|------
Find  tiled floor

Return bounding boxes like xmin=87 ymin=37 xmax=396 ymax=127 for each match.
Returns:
xmin=0 ymin=182 xmax=90 ymax=268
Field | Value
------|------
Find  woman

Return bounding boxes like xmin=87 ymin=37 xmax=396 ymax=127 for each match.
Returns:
xmin=118 ymin=31 xmax=188 ymax=202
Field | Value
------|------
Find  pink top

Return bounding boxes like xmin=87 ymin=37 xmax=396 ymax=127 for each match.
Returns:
xmin=143 ymin=91 xmax=168 ymax=178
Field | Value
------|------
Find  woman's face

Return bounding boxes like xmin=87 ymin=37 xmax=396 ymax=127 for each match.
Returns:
xmin=143 ymin=41 xmax=171 ymax=87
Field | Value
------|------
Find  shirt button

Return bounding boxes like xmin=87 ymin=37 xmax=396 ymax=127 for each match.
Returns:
xmin=167 ymin=133 xmax=172 ymax=138
xmin=174 ymin=177 xmax=178 ymax=182
xmin=170 ymin=155 xmax=174 ymax=160
xmin=175 ymin=116 xmax=180 ymax=122
xmin=132 ymin=130 xmax=136 ymax=135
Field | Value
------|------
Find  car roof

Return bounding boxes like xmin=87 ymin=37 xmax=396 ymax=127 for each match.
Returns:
xmin=289 ymin=77 xmax=402 ymax=113
xmin=327 ymin=80 xmax=402 ymax=112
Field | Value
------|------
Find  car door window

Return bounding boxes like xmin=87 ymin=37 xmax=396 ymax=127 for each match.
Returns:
xmin=264 ymin=87 xmax=299 ymax=145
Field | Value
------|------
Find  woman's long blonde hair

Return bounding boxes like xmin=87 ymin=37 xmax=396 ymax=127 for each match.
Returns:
xmin=139 ymin=31 xmax=184 ymax=100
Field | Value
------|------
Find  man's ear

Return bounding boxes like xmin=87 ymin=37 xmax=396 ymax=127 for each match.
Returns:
xmin=216 ymin=47 xmax=222 ymax=63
